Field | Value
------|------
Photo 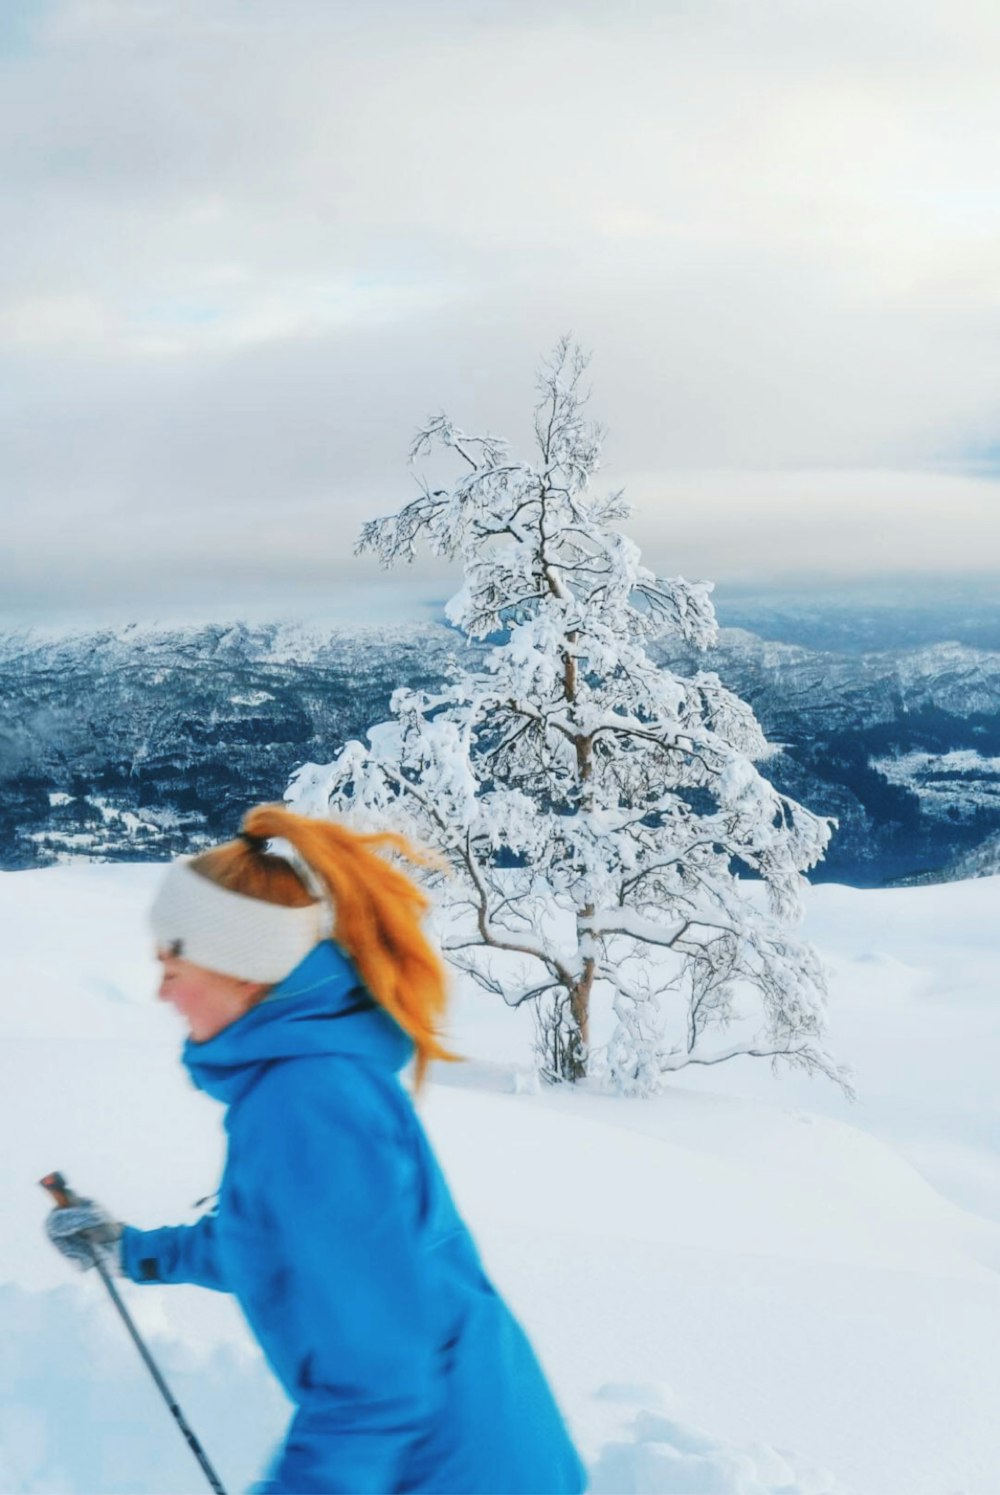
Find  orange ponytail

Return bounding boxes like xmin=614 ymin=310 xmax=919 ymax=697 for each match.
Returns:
xmin=191 ymin=804 xmax=457 ymax=1089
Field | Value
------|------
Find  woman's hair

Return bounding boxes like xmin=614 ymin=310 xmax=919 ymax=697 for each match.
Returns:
xmin=191 ymin=804 xmax=456 ymax=1089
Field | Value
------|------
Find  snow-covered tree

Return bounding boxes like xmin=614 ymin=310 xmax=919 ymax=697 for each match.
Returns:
xmin=289 ymin=340 xmax=848 ymax=1095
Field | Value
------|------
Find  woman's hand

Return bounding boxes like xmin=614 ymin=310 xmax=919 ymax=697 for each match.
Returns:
xmin=46 ymin=1199 xmax=124 ymax=1274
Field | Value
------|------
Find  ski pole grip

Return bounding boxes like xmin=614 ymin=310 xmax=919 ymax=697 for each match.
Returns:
xmin=40 ymin=1171 xmax=81 ymax=1209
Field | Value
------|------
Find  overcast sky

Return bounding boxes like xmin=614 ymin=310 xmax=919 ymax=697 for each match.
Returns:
xmin=2 ymin=0 xmax=999 ymax=623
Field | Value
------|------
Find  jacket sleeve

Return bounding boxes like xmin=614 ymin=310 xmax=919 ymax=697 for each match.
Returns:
xmin=241 ymin=1068 xmax=438 ymax=1495
xmin=119 ymin=1214 xmax=228 ymax=1291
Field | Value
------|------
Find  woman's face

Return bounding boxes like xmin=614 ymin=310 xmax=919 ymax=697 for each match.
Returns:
xmin=156 ymin=952 xmax=265 ymax=1042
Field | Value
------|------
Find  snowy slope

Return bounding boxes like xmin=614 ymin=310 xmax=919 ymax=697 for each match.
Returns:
xmin=1 ymin=865 xmax=999 ymax=1493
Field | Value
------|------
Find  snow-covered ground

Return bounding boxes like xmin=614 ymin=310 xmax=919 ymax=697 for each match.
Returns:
xmin=2 ymin=864 xmax=999 ymax=1494
xmin=872 ymin=748 xmax=1000 ymax=821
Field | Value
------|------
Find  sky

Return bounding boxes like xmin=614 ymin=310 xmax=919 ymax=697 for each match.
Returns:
xmin=2 ymin=0 xmax=1000 ymax=623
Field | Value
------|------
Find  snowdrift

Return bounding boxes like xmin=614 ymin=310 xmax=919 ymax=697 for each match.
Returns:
xmin=2 ymin=865 xmax=999 ymax=1493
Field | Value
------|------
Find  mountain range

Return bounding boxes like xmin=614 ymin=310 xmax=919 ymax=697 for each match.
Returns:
xmin=3 ymin=618 xmax=999 ymax=886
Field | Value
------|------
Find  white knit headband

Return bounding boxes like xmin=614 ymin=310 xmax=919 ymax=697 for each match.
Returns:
xmin=149 ymin=859 xmax=328 ymax=983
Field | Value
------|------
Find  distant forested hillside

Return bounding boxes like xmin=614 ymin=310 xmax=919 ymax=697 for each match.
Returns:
xmin=3 ymin=618 xmax=999 ymax=886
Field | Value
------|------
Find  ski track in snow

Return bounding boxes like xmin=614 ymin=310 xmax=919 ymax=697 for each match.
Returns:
xmin=2 ymin=865 xmax=999 ymax=1494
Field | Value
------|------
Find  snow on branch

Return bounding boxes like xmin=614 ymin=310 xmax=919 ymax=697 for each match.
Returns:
xmin=291 ymin=341 xmax=843 ymax=1095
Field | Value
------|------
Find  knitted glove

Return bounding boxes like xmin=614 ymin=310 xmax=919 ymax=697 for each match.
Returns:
xmin=46 ymin=1200 xmax=124 ymax=1275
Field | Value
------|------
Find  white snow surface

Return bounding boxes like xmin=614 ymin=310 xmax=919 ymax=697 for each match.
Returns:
xmin=2 ymin=864 xmax=999 ymax=1493
xmin=872 ymin=748 xmax=1000 ymax=819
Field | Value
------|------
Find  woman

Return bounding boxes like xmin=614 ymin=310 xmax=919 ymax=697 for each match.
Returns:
xmin=46 ymin=804 xmax=587 ymax=1495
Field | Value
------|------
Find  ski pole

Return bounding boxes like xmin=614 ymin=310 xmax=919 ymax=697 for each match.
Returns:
xmin=41 ymin=1171 xmax=228 ymax=1495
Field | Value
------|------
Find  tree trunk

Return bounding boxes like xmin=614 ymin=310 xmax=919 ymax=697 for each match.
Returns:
xmin=565 ymin=964 xmax=593 ymax=1082
xmin=551 ymin=607 xmax=595 ymax=1082
xmin=541 ymin=980 xmax=590 ymax=1084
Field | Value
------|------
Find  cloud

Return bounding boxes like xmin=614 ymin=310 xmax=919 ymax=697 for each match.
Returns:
xmin=626 ymin=467 xmax=1000 ymax=585
xmin=2 ymin=0 xmax=999 ymax=616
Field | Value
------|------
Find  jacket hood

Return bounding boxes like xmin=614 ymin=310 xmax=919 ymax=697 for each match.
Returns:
xmin=183 ymin=940 xmax=414 ymax=1106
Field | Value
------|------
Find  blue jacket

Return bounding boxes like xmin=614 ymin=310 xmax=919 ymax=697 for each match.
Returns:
xmin=121 ymin=941 xmax=587 ymax=1495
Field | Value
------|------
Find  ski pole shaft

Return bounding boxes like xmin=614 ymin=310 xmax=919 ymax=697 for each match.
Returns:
xmin=41 ymin=1171 xmax=228 ymax=1495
